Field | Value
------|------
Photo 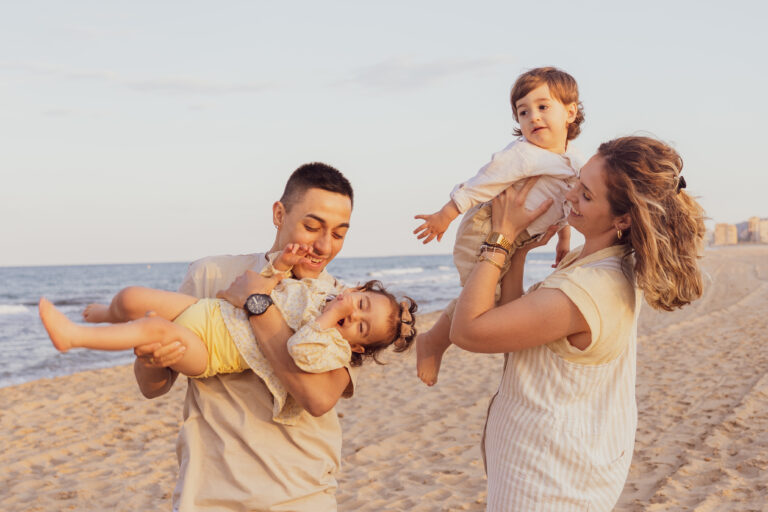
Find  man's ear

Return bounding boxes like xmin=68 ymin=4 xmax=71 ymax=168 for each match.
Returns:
xmin=272 ymin=201 xmax=286 ymax=230
xmin=349 ymin=344 xmax=365 ymax=354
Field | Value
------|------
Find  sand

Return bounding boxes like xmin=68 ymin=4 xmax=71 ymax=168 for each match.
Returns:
xmin=2 ymin=245 xmax=767 ymax=511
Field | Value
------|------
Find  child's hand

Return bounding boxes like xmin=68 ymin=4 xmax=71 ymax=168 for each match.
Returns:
xmin=554 ymin=226 xmax=571 ymax=268
xmin=413 ymin=200 xmax=460 ymax=244
xmin=317 ymin=293 xmax=354 ymax=330
xmin=275 ymin=243 xmax=312 ymax=271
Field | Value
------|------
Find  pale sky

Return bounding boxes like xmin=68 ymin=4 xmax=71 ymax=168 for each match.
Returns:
xmin=2 ymin=0 xmax=766 ymax=266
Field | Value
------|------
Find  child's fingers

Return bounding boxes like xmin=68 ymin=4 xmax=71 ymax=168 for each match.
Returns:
xmin=413 ymin=222 xmax=427 ymax=235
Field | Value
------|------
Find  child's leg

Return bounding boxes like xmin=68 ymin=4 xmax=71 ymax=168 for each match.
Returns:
xmin=84 ymin=286 xmax=197 ymax=324
xmin=416 ymin=310 xmax=452 ymax=386
xmin=40 ymin=297 xmax=208 ymax=376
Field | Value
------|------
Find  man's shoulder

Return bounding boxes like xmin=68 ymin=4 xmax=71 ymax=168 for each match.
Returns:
xmin=180 ymin=252 xmax=267 ymax=296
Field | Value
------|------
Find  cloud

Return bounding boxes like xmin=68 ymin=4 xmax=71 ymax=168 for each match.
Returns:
xmin=1 ymin=62 xmax=276 ymax=96
xmin=340 ymin=55 xmax=512 ymax=90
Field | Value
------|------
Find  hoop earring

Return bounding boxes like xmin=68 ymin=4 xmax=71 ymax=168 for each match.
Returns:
xmin=617 ymin=228 xmax=623 ymax=240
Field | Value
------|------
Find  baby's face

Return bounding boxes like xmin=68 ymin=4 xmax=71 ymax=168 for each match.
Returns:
xmin=514 ymin=83 xmax=577 ymax=154
xmin=335 ymin=290 xmax=394 ymax=349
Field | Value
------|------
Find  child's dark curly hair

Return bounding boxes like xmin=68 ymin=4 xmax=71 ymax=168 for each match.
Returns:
xmin=349 ymin=280 xmax=418 ymax=367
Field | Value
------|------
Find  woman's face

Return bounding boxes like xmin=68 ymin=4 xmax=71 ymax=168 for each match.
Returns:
xmin=565 ymin=155 xmax=620 ymax=239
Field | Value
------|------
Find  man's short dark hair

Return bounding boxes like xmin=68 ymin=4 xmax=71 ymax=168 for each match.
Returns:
xmin=280 ymin=162 xmax=354 ymax=211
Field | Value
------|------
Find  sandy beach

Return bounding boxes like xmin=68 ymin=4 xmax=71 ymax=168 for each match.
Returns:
xmin=2 ymin=245 xmax=767 ymax=511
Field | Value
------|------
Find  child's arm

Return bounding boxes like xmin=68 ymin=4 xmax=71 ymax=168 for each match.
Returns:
xmin=554 ymin=226 xmax=571 ymax=268
xmin=413 ymin=200 xmax=460 ymax=244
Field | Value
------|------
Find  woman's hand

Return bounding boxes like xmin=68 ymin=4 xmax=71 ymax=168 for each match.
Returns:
xmin=491 ymin=177 xmax=553 ymax=241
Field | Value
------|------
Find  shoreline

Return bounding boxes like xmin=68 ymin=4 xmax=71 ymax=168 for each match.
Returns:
xmin=2 ymin=245 xmax=767 ymax=510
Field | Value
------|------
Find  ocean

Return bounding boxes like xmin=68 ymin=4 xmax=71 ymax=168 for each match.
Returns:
xmin=0 ymin=252 xmax=556 ymax=388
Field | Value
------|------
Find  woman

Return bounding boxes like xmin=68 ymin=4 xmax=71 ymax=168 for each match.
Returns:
xmin=451 ymin=136 xmax=705 ymax=510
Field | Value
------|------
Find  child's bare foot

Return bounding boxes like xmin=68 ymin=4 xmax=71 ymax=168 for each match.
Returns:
xmin=39 ymin=297 xmax=77 ymax=352
xmin=83 ymin=303 xmax=110 ymax=323
xmin=416 ymin=331 xmax=447 ymax=387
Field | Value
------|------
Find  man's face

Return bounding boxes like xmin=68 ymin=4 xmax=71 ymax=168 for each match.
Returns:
xmin=273 ymin=188 xmax=352 ymax=279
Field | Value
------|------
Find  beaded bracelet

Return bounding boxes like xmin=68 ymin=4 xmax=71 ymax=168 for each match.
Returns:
xmin=478 ymin=254 xmax=505 ymax=271
xmin=480 ymin=242 xmax=509 ymax=255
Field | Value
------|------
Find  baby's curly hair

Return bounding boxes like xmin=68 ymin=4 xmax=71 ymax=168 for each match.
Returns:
xmin=349 ymin=280 xmax=418 ymax=367
xmin=510 ymin=66 xmax=585 ymax=141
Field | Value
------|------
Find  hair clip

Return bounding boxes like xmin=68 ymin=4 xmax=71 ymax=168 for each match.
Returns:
xmin=676 ymin=175 xmax=687 ymax=193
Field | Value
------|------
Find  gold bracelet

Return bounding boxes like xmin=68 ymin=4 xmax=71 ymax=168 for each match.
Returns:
xmin=478 ymin=254 xmax=505 ymax=271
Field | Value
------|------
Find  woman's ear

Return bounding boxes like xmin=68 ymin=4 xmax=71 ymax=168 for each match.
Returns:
xmin=272 ymin=201 xmax=285 ymax=230
xmin=349 ymin=344 xmax=365 ymax=354
xmin=615 ymin=213 xmax=631 ymax=232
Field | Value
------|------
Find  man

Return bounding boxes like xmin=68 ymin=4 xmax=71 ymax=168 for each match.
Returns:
xmin=133 ymin=162 xmax=356 ymax=511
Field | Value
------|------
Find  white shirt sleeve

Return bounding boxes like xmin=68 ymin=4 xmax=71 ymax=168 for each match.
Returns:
xmin=450 ymin=140 xmax=532 ymax=214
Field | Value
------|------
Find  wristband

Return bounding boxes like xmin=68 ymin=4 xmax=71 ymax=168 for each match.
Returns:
xmin=485 ymin=232 xmax=513 ymax=252
xmin=478 ymin=254 xmax=505 ymax=271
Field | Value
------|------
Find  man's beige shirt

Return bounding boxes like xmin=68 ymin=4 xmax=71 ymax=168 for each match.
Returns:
xmin=172 ymin=252 xmax=357 ymax=512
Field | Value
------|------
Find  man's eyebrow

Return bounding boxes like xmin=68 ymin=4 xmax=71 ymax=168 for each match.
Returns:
xmin=581 ymin=182 xmax=593 ymax=195
xmin=305 ymin=214 xmax=350 ymax=230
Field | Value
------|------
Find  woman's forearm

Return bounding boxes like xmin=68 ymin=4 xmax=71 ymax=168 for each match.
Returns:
xmin=498 ymin=250 xmax=528 ymax=305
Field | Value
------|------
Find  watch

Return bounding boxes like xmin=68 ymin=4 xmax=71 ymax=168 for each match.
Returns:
xmin=485 ymin=231 xmax=513 ymax=252
xmin=244 ymin=293 xmax=273 ymax=317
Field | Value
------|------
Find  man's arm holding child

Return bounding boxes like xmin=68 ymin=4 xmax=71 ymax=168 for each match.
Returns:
xmin=218 ymin=269 xmax=350 ymax=417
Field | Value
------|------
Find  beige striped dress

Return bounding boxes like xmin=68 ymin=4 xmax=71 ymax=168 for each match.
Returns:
xmin=483 ymin=245 xmax=641 ymax=511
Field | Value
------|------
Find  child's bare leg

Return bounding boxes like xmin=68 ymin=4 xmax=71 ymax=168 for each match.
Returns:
xmin=84 ymin=286 xmax=197 ymax=324
xmin=40 ymin=297 xmax=207 ymax=376
xmin=416 ymin=312 xmax=452 ymax=386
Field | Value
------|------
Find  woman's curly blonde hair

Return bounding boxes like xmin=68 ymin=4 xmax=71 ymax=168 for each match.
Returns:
xmin=598 ymin=136 xmax=706 ymax=311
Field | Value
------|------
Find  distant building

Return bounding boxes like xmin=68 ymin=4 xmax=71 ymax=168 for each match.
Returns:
xmin=748 ymin=217 xmax=761 ymax=242
xmin=714 ymin=223 xmax=738 ymax=245
xmin=760 ymin=219 xmax=768 ymax=243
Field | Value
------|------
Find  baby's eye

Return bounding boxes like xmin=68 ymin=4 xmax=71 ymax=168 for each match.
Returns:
xmin=359 ymin=323 xmax=363 ymax=334
xmin=359 ymin=299 xmax=363 ymax=308
xmin=519 ymin=110 xmax=527 ymax=116
xmin=539 ymin=105 xmax=548 ymax=110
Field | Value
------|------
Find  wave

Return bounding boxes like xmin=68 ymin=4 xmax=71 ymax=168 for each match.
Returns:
xmin=0 ymin=305 xmax=31 ymax=315
xmin=368 ymin=267 xmax=424 ymax=277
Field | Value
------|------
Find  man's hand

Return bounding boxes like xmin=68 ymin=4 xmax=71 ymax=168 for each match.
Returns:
xmin=217 ymin=269 xmax=284 ymax=308
xmin=133 ymin=311 xmax=186 ymax=367
xmin=413 ymin=200 xmax=460 ymax=244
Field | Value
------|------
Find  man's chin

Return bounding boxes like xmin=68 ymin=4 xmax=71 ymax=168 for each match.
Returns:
xmin=293 ymin=263 xmax=324 ymax=280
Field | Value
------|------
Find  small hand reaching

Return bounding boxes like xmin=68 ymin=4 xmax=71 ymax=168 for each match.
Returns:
xmin=275 ymin=243 xmax=312 ymax=271
xmin=413 ymin=201 xmax=460 ymax=244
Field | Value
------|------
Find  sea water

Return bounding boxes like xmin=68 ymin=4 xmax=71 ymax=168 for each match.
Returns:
xmin=0 ymin=252 xmax=556 ymax=388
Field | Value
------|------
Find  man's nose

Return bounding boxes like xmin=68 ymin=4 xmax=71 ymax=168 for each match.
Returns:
xmin=313 ymin=231 xmax=332 ymax=255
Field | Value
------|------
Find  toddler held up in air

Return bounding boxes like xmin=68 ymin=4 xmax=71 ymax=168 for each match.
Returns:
xmin=413 ymin=67 xmax=585 ymax=386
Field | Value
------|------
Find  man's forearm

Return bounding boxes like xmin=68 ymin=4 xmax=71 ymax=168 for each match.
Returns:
xmin=249 ymin=309 xmax=349 ymax=416
xmin=134 ymin=359 xmax=178 ymax=399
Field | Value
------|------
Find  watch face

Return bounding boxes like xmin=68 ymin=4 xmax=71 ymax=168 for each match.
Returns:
xmin=246 ymin=294 xmax=273 ymax=316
